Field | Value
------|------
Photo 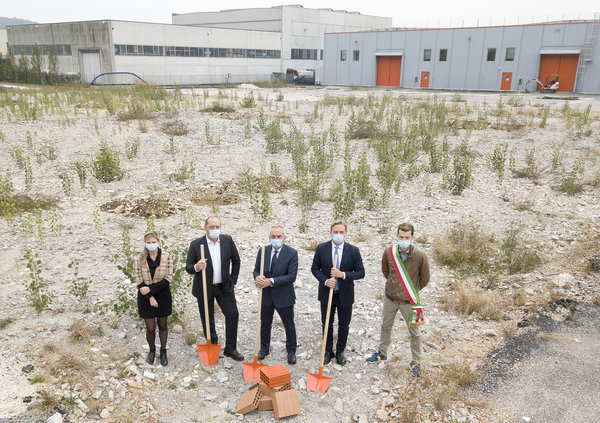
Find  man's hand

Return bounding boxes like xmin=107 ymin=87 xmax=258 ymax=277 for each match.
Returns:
xmin=195 ymin=259 xmax=207 ymax=271
xmin=330 ymin=268 xmax=344 ymax=279
xmin=149 ymin=297 xmax=158 ymax=308
xmin=255 ymin=276 xmax=270 ymax=289
xmin=325 ymin=278 xmax=336 ymax=289
xmin=139 ymin=286 xmax=150 ymax=295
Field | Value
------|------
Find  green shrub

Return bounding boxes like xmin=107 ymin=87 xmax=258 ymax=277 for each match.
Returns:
xmin=91 ymin=142 xmax=125 ymax=182
xmin=23 ymin=249 xmax=53 ymax=312
xmin=444 ymin=153 xmax=474 ymax=195
xmin=488 ymin=142 xmax=508 ymax=181
xmin=241 ymin=92 xmax=256 ymax=108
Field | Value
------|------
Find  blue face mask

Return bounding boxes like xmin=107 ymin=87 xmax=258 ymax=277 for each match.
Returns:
xmin=271 ymin=239 xmax=283 ymax=249
xmin=332 ymin=234 xmax=345 ymax=244
xmin=209 ymin=229 xmax=220 ymax=239
xmin=146 ymin=243 xmax=159 ymax=252
xmin=397 ymin=240 xmax=411 ymax=250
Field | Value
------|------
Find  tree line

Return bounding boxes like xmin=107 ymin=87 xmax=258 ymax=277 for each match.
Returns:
xmin=0 ymin=43 xmax=78 ymax=84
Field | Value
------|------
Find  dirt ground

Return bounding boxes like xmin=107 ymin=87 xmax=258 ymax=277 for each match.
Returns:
xmin=0 ymin=84 xmax=599 ymax=422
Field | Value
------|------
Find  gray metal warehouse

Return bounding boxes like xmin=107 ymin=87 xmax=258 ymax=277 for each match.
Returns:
xmin=322 ymin=19 xmax=600 ymax=93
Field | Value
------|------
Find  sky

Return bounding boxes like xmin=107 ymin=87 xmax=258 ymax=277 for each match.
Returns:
xmin=2 ymin=0 xmax=599 ymax=28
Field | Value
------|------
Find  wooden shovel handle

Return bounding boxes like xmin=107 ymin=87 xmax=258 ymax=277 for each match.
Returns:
xmin=253 ymin=246 xmax=265 ymax=357
xmin=200 ymin=244 xmax=211 ymax=342
xmin=319 ymin=253 xmax=338 ymax=368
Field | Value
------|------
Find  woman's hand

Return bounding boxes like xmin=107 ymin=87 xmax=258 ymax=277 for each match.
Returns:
xmin=149 ymin=297 xmax=158 ymax=308
xmin=140 ymin=286 xmax=151 ymax=295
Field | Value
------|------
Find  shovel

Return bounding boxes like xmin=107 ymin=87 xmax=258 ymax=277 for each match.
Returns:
xmin=242 ymin=246 xmax=268 ymax=382
xmin=307 ymin=252 xmax=338 ymax=393
xmin=196 ymin=244 xmax=221 ymax=365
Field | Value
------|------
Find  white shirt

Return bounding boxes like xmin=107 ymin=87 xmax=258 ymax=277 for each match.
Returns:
xmin=269 ymin=246 xmax=282 ymax=286
xmin=195 ymin=236 xmax=222 ymax=284
xmin=331 ymin=241 xmax=346 ymax=280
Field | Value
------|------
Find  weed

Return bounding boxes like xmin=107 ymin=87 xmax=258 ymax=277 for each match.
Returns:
xmin=443 ymin=152 xmax=474 ymax=195
xmin=68 ymin=259 xmax=90 ymax=299
xmin=0 ymin=317 xmax=15 ymax=329
xmin=440 ymin=280 xmax=502 ymax=320
xmin=184 ymin=329 xmax=197 ymax=346
xmin=72 ymin=161 xmax=88 ymax=188
xmin=57 ymin=166 xmax=74 ymax=196
xmin=559 ymin=159 xmax=585 ymax=195
xmin=29 ymin=373 xmax=46 ymax=384
xmin=92 ymin=209 xmax=102 ymax=235
xmin=69 ymin=320 xmax=93 ymax=343
xmin=500 ymin=227 xmax=541 ymax=274
xmin=241 ymin=92 xmax=256 ymax=108
xmin=539 ymin=107 xmax=549 ymax=128
xmin=434 ymin=222 xmax=494 ymax=275
xmin=125 ymin=136 xmax=141 ymax=159
xmin=201 ymin=101 xmax=234 ymax=113
xmin=265 ymin=118 xmax=284 ymax=153
xmin=551 ymin=147 xmax=565 ymax=172
xmin=161 ymin=119 xmax=189 ymax=136
xmin=169 ymin=160 xmax=195 ymax=183
xmin=91 ymin=141 xmax=125 ymax=182
xmin=23 ymin=249 xmax=53 ymax=312
xmin=488 ymin=142 xmax=509 ymax=181
xmin=0 ymin=173 xmax=16 ymax=219
xmin=103 ymin=224 xmax=137 ymax=316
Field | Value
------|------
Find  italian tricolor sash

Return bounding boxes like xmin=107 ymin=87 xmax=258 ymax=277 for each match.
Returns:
xmin=389 ymin=245 xmax=424 ymax=327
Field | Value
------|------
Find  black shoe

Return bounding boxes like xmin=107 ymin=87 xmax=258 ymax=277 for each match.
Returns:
xmin=146 ymin=349 xmax=156 ymax=365
xmin=336 ymin=351 xmax=346 ymax=366
xmin=323 ymin=350 xmax=334 ymax=365
xmin=160 ymin=349 xmax=168 ymax=367
xmin=287 ymin=352 xmax=296 ymax=365
xmin=257 ymin=349 xmax=269 ymax=360
xmin=224 ymin=349 xmax=244 ymax=361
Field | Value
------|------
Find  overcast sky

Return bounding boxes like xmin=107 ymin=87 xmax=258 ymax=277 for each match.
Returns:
xmin=2 ymin=0 xmax=599 ymax=28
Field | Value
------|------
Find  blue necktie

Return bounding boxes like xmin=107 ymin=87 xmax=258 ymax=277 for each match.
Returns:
xmin=334 ymin=246 xmax=340 ymax=291
xmin=271 ymin=250 xmax=278 ymax=272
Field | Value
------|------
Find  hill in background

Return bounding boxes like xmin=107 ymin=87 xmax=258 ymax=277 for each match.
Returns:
xmin=0 ymin=17 xmax=37 ymax=28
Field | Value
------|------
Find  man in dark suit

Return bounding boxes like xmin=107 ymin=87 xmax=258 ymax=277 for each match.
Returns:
xmin=253 ymin=226 xmax=299 ymax=365
xmin=311 ymin=220 xmax=365 ymax=365
xmin=186 ymin=216 xmax=244 ymax=361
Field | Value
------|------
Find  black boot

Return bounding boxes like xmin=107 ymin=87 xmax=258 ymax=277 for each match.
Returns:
xmin=160 ymin=349 xmax=168 ymax=367
xmin=146 ymin=348 xmax=156 ymax=364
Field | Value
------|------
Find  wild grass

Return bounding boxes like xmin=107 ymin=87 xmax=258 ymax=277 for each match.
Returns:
xmin=439 ymin=280 xmax=503 ymax=320
xmin=0 ymin=317 xmax=15 ymax=329
xmin=69 ymin=320 xmax=93 ymax=343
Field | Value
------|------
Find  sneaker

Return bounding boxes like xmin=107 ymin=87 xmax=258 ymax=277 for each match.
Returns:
xmin=409 ymin=361 xmax=421 ymax=377
xmin=366 ymin=351 xmax=387 ymax=362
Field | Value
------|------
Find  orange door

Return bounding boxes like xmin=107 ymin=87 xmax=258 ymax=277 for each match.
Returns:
xmin=376 ymin=56 xmax=390 ymax=86
xmin=538 ymin=54 xmax=579 ymax=92
xmin=376 ymin=56 xmax=402 ymax=86
xmin=501 ymin=72 xmax=512 ymax=90
xmin=420 ymin=71 xmax=430 ymax=88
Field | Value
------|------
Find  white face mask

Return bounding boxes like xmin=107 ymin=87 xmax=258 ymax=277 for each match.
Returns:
xmin=332 ymin=234 xmax=345 ymax=244
xmin=397 ymin=240 xmax=411 ymax=250
xmin=146 ymin=243 xmax=159 ymax=252
xmin=209 ymin=229 xmax=220 ymax=239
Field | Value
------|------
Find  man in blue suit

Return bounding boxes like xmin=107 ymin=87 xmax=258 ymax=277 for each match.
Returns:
xmin=311 ymin=220 xmax=365 ymax=365
xmin=253 ymin=226 xmax=299 ymax=365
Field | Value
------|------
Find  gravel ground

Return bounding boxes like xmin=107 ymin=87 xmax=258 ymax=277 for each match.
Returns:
xmin=473 ymin=301 xmax=600 ymax=422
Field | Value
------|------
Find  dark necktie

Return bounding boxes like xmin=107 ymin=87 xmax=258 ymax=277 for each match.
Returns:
xmin=271 ymin=250 xmax=279 ymax=272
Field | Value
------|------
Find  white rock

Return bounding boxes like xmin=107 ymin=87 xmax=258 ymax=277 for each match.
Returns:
xmin=93 ymin=390 xmax=102 ymax=399
xmin=108 ymin=390 xmax=114 ymax=400
xmin=484 ymin=330 xmax=497 ymax=337
xmin=100 ymin=408 xmax=110 ymax=419
xmin=144 ymin=371 xmax=155 ymax=380
xmin=172 ymin=324 xmax=184 ymax=334
xmin=334 ymin=398 xmax=344 ymax=413
xmin=523 ymin=417 xmax=531 ymax=422
xmin=218 ymin=401 xmax=229 ymax=409
xmin=46 ymin=412 xmax=63 ymax=423
xmin=297 ymin=378 xmax=306 ymax=390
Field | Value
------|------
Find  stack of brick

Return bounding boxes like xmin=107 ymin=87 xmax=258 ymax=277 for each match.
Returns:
xmin=235 ymin=365 xmax=300 ymax=418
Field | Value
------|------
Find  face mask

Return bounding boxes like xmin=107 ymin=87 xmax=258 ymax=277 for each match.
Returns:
xmin=397 ymin=240 xmax=411 ymax=250
xmin=209 ymin=229 xmax=220 ymax=239
xmin=146 ymin=243 xmax=159 ymax=252
xmin=271 ymin=239 xmax=283 ymax=249
xmin=332 ymin=234 xmax=345 ymax=244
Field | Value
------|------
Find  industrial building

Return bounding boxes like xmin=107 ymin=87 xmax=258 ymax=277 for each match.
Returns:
xmin=5 ymin=5 xmax=390 ymax=85
xmin=0 ymin=28 xmax=7 ymax=57
xmin=322 ymin=20 xmax=600 ymax=93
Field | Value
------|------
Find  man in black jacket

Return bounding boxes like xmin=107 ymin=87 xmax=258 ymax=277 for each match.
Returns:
xmin=186 ymin=216 xmax=243 ymax=361
xmin=311 ymin=220 xmax=365 ymax=365
xmin=253 ymin=226 xmax=299 ymax=364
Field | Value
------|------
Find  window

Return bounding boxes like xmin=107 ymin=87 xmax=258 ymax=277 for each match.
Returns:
xmin=340 ymin=50 xmax=347 ymax=61
xmin=353 ymin=50 xmax=360 ymax=61
xmin=291 ymin=48 xmax=317 ymax=60
xmin=439 ymin=49 xmax=447 ymax=61
xmin=505 ymin=47 xmax=515 ymax=61
xmin=423 ymin=49 xmax=431 ymax=61
xmin=320 ymin=49 xmax=323 ymax=60
xmin=487 ymin=48 xmax=496 ymax=61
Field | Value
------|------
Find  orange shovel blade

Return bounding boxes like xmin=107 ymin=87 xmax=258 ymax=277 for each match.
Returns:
xmin=307 ymin=366 xmax=332 ymax=393
xmin=197 ymin=340 xmax=221 ymax=366
xmin=242 ymin=356 xmax=268 ymax=382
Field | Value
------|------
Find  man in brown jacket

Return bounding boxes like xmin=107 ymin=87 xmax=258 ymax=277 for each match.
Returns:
xmin=366 ymin=222 xmax=430 ymax=377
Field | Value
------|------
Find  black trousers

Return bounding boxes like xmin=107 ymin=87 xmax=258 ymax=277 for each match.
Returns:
xmin=320 ymin=293 xmax=353 ymax=353
xmin=196 ymin=284 xmax=239 ymax=352
xmin=260 ymin=304 xmax=297 ymax=354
